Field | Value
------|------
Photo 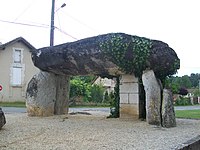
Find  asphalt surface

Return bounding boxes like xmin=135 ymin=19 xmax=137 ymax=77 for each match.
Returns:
xmin=1 ymin=107 xmax=110 ymax=114
xmin=174 ymin=105 xmax=200 ymax=110
xmin=1 ymin=105 xmax=200 ymax=114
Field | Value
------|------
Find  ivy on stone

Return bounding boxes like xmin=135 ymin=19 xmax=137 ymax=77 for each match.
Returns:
xmin=107 ymin=76 xmax=120 ymax=118
xmin=99 ymin=34 xmax=152 ymax=77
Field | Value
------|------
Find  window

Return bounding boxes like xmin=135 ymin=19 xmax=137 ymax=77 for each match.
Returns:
xmin=12 ymin=67 xmax=22 ymax=85
xmin=14 ymin=49 xmax=21 ymax=63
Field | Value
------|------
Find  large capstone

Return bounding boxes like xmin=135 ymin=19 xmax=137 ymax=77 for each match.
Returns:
xmin=0 ymin=108 xmax=6 ymax=129
xmin=32 ymin=33 xmax=179 ymax=77
xmin=142 ymin=69 xmax=161 ymax=126
xmin=162 ymin=89 xmax=176 ymax=128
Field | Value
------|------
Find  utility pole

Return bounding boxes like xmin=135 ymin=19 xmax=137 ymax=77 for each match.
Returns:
xmin=50 ymin=1 xmax=66 ymax=46
xmin=50 ymin=0 xmax=55 ymax=46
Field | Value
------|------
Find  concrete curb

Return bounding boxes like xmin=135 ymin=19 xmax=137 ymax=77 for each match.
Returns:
xmin=176 ymin=135 xmax=200 ymax=150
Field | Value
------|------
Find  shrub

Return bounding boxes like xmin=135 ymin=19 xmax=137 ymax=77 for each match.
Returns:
xmin=87 ymin=84 xmax=105 ymax=103
xmin=175 ymin=96 xmax=191 ymax=106
xmin=70 ymin=78 xmax=91 ymax=102
xmin=178 ymin=87 xmax=188 ymax=96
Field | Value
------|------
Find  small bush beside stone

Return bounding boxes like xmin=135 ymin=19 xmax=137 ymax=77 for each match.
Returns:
xmin=175 ymin=97 xmax=191 ymax=106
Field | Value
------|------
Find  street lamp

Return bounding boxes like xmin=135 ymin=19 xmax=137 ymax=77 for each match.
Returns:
xmin=55 ymin=3 xmax=66 ymax=13
xmin=50 ymin=0 xmax=66 ymax=46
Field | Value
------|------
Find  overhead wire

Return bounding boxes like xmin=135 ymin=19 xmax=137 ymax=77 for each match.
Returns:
xmin=0 ymin=19 xmax=78 ymax=40
xmin=14 ymin=0 xmax=36 ymax=21
xmin=54 ymin=26 xmax=78 ymax=40
xmin=0 ymin=19 xmax=49 ymax=28
xmin=1 ymin=0 xmax=79 ymax=41
xmin=64 ymin=12 xmax=99 ymax=34
xmin=55 ymin=8 xmax=65 ymax=41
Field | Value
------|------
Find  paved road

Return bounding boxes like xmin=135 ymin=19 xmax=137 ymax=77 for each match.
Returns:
xmin=1 ymin=107 xmax=110 ymax=114
xmin=1 ymin=107 xmax=27 ymax=114
xmin=1 ymin=105 xmax=200 ymax=114
xmin=175 ymin=105 xmax=200 ymax=110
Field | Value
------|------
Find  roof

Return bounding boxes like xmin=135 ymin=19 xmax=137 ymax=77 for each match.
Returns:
xmin=0 ymin=37 xmax=35 ymax=51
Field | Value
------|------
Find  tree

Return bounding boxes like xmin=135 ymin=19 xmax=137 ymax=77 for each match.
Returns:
xmin=88 ymin=84 xmax=105 ymax=103
xmin=179 ymin=75 xmax=192 ymax=88
xmin=178 ymin=87 xmax=188 ymax=96
xmin=190 ymin=73 xmax=200 ymax=88
xmin=165 ymin=76 xmax=180 ymax=94
xmin=69 ymin=77 xmax=91 ymax=100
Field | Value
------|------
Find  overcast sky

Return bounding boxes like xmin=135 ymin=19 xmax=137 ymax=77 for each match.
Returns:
xmin=0 ymin=0 xmax=199 ymax=76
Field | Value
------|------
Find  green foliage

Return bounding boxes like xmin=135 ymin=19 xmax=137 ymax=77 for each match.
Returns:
xmin=172 ymin=59 xmax=180 ymax=75
xmin=103 ymin=91 xmax=115 ymax=104
xmin=175 ymin=97 xmax=191 ymax=106
xmin=175 ymin=109 xmax=200 ymax=119
xmin=179 ymin=75 xmax=192 ymax=88
xmin=69 ymin=77 xmax=91 ymax=100
xmin=193 ymin=89 xmax=200 ymax=97
xmin=107 ymin=76 xmax=120 ymax=118
xmin=70 ymin=76 xmax=106 ymax=104
xmin=99 ymin=34 xmax=152 ymax=77
xmin=104 ymin=91 xmax=109 ymax=103
xmin=165 ymin=75 xmax=194 ymax=94
xmin=75 ymin=76 xmax=96 ymax=83
xmin=0 ymin=101 xmax=26 ymax=107
xmin=87 ymin=84 xmax=105 ymax=103
xmin=165 ymin=76 xmax=180 ymax=93
xmin=190 ymin=73 xmax=200 ymax=88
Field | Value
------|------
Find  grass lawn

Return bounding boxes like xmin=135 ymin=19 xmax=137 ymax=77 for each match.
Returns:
xmin=175 ymin=109 xmax=200 ymax=119
xmin=0 ymin=101 xmax=26 ymax=107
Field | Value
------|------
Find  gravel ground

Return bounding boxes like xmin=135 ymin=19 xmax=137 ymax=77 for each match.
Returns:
xmin=0 ymin=111 xmax=200 ymax=150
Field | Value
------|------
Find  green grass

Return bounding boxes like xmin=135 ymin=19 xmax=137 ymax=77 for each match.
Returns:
xmin=175 ymin=109 xmax=200 ymax=119
xmin=0 ymin=101 xmax=26 ymax=107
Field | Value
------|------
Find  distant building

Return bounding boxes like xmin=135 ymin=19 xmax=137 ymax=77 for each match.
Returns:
xmin=92 ymin=77 xmax=115 ymax=94
xmin=0 ymin=37 xmax=39 ymax=102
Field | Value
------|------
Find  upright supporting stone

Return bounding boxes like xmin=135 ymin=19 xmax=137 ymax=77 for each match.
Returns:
xmin=142 ymin=70 xmax=161 ymax=126
xmin=119 ymin=74 xmax=139 ymax=119
xmin=162 ymin=89 xmax=176 ymax=128
xmin=26 ymin=71 xmax=56 ymax=116
xmin=54 ymin=75 xmax=70 ymax=115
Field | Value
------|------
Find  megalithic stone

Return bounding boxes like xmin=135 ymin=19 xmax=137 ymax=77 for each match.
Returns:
xmin=142 ymin=69 xmax=161 ymax=126
xmin=26 ymin=71 xmax=56 ymax=116
xmin=162 ymin=89 xmax=176 ymax=128
xmin=31 ymin=33 xmax=179 ymax=78
xmin=54 ymin=75 xmax=70 ymax=115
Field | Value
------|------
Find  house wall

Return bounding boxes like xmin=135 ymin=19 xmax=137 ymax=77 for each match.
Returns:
xmin=93 ymin=77 xmax=115 ymax=94
xmin=0 ymin=42 xmax=39 ymax=102
xmin=120 ymin=74 xmax=139 ymax=118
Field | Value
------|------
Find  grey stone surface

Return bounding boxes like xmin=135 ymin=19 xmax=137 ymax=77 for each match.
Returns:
xmin=26 ymin=71 xmax=57 ymax=116
xmin=142 ymin=69 xmax=161 ymax=126
xmin=0 ymin=107 xmax=6 ymax=129
xmin=162 ymin=89 xmax=176 ymax=128
xmin=32 ymin=33 xmax=179 ymax=77
xmin=54 ymin=75 xmax=70 ymax=115
xmin=119 ymin=75 xmax=139 ymax=118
